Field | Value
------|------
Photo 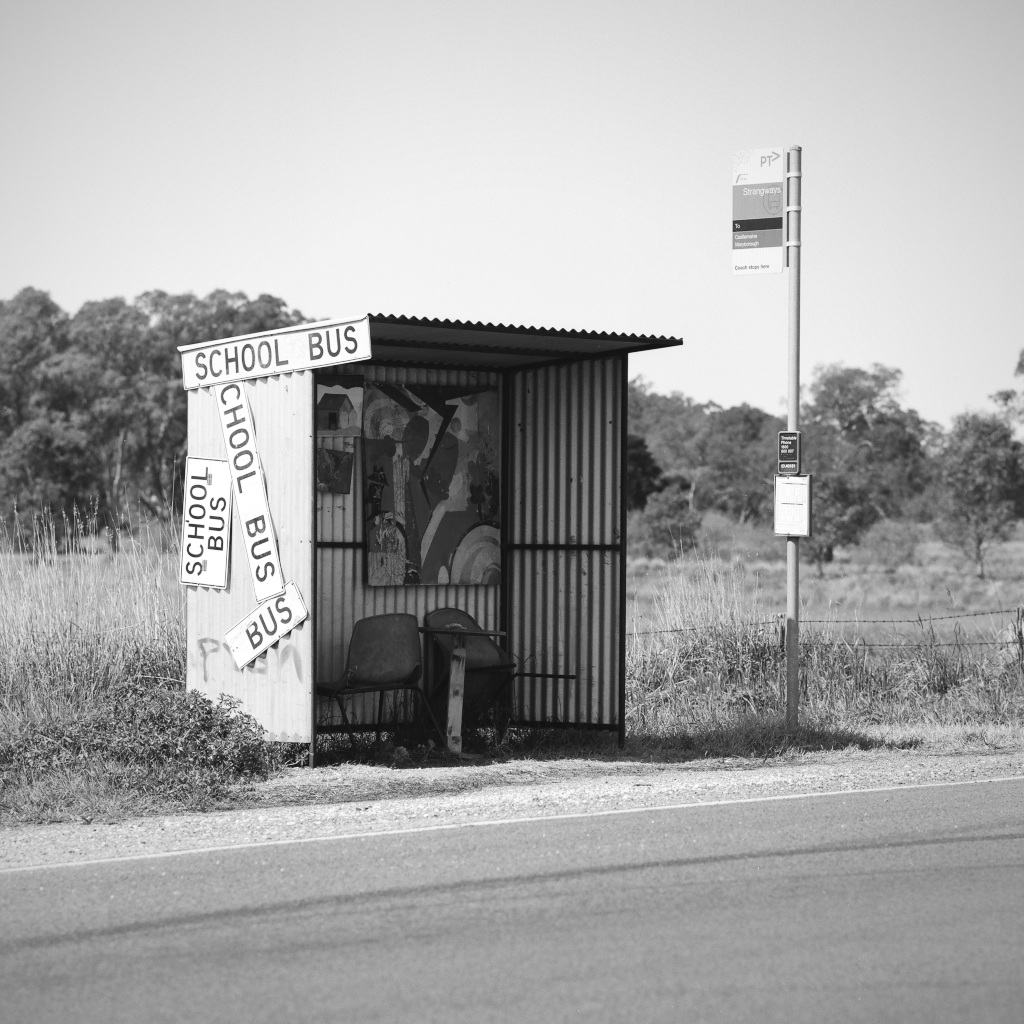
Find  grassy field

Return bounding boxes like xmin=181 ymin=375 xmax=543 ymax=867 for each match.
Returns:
xmin=1 ymin=509 xmax=1022 ymax=824
xmin=626 ymin=554 xmax=1023 ymax=742
xmin=629 ymin=511 xmax=1024 ymax=641
xmin=625 ymin=512 xmax=1024 ymax=754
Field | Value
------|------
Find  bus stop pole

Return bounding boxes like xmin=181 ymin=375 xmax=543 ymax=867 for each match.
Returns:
xmin=785 ymin=145 xmax=802 ymax=731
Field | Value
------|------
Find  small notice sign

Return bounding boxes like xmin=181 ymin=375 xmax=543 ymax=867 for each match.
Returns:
xmin=179 ymin=316 xmax=372 ymax=390
xmin=774 ymin=475 xmax=812 ymax=537
xmin=179 ymin=458 xmax=232 ymax=588
xmin=778 ymin=431 xmax=801 ymax=475
xmin=224 ymin=581 xmax=309 ymax=669
xmin=733 ymin=148 xmax=785 ymax=274
xmin=215 ymin=382 xmax=286 ymax=603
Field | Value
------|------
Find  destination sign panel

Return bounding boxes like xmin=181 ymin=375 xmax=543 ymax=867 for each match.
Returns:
xmin=733 ymin=148 xmax=785 ymax=274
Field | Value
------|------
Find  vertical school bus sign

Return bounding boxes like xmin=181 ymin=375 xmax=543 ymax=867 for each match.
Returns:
xmin=179 ymin=316 xmax=371 ymax=739
xmin=733 ymin=148 xmax=785 ymax=274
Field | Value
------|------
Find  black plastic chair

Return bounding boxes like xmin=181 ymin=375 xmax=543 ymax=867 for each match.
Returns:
xmin=423 ymin=607 xmax=516 ymax=732
xmin=317 ymin=613 xmax=445 ymax=744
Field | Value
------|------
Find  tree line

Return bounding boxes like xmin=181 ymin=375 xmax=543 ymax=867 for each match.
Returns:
xmin=628 ymin=362 xmax=1024 ymax=578
xmin=2 ymin=285 xmax=1021 ymax=575
xmin=0 ymin=287 xmax=307 ymax=542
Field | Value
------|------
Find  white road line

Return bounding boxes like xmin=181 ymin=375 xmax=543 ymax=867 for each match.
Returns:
xmin=3 ymin=774 xmax=1022 ymax=875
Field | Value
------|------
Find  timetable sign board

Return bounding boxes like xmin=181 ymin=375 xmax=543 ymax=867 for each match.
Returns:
xmin=778 ymin=431 xmax=801 ymax=475
xmin=774 ymin=474 xmax=812 ymax=537
xmin=733 ymin=148 xmax=785 ymax=274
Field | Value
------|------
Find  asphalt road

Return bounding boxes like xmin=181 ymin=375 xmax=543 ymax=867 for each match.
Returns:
xmin=2 ymin=778 xmax=1022 ymax=1024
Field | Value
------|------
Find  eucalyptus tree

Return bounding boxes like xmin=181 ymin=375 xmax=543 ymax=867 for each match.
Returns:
xmin=934 ymin=413 xmax=1024 ymax=578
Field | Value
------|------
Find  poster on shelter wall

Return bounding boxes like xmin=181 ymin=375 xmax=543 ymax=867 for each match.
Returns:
xmin=316 ymin=378 xmax=363 ymax=496
xmin=362 ymin=382 xmax=500 ymax=586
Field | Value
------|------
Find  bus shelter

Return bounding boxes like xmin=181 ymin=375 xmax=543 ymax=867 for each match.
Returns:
xmin=179 ymin=315 xmax=682 ymax=752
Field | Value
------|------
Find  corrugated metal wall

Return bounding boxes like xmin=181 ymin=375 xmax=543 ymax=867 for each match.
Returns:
xmin=316 ymin=364 xmax=501 ymax=727
xmin=185 ymin=372 xmax=314 ymax=742
xmin=185 ymin=356 xmax=625 ymax=739
xmin=506 ymin=356 xmax=625 ymax=729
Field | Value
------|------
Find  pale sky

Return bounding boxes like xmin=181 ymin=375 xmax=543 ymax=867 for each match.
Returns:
xmin=1 ymin=0 xmax=1020 ymax=427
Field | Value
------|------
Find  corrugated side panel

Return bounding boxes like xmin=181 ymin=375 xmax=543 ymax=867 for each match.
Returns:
xmin=185 ymin=373 xmax=314 ymax=742
xmin=508 ymin=357 xmax=623 ymax=727
xmin=316 ymin=364 xmax=500 ymax=727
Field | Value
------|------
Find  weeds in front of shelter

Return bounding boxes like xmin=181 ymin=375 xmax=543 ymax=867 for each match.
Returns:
xmin=0 ymin=510 xmax=280 ymax=823
xmin=1 ymin=510 xmax=1022 ymax=825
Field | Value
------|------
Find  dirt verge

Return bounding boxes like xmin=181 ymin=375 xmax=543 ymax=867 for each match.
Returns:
xmin=3 ymin=747 xmax=1021 ymax=871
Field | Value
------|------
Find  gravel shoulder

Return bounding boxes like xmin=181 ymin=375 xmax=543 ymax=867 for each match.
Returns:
xmin=3 ymin=746 xmax=1022 ymax=871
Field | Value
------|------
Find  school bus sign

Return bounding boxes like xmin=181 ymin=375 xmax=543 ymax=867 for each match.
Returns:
xmin=179 ymin=316 xmax=372 ymax=390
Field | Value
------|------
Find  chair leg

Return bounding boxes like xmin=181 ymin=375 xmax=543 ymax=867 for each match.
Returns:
xmin=485 ymin=671 xmax=517 ymax=746
xmin=325 ymin=688 xmax=443 ymax=749
xmin=312 ymin=693 xmax=346 ymax=732
xmin=492 ymin=690 xmax=514 ymax=747
xmin=332 ymin=694 xmax=351 ymax=728
xmin=411 ymin=688 xmax=448 ymax=748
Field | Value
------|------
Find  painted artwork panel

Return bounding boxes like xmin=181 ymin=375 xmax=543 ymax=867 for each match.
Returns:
xmin=316 ymin=442 xmax=354 ymax=494
xmin=363 ymin=382 xmax=500 ymax=586
xmin=316 ymin=379 xmax=363 ymax=437
xmin=317 ymin=378 xmax=362 ymax=503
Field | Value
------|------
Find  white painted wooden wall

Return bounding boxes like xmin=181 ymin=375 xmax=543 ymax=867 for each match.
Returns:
xmin=185 ymin=372 xmax=314 ymax=742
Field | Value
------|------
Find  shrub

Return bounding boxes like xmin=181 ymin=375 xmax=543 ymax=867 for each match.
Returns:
xmin=852 ymin=518 xmax=919 ymax=573
xmin=0 ymin=681 xmax=279 ymax=817
xmin=630 ymin=483 xmax=701 ymax=560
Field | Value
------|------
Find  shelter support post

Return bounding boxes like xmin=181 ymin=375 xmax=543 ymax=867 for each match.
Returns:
xmin=618 ymin=353 xmax=628 ymax=748
xmin=445 ymin=637 xmax=467 ymax=756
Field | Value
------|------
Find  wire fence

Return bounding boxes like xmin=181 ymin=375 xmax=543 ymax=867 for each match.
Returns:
xmin=627 ymin=606 xmax=1024 ymax=651
xmin=800 ymin=607 xmax=1021 ymax=625
xmin=23 ymin=600 xmax=1024 ymax=655
xmin=11 ymin=615 xmax=183 ymax=646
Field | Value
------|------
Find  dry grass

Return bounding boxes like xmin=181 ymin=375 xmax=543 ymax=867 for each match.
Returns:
xmin=0 ymin=511 xmax=279 ymax=823
xmin=630 ymin=514 xmax=1024 ymax=633
xmin=626 ymin=550 xmax=1024 ymax=752
xmin=0 ymin=510 xmax=184 ymax=731
xmin=2 ymin=507 xmax=1021 ymax=825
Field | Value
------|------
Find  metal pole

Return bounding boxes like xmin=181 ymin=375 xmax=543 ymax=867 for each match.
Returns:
xmin=617 ymin=353 xmax=628 ymax=749
xmin=309 ymin=376 xmax=319 ymax=768
xmin=785 ymin=146 xmax=802 ymax=731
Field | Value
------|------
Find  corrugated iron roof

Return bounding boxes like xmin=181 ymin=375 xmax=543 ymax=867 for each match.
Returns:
xmin=366 ymin=314 xmax=683 ymax=369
